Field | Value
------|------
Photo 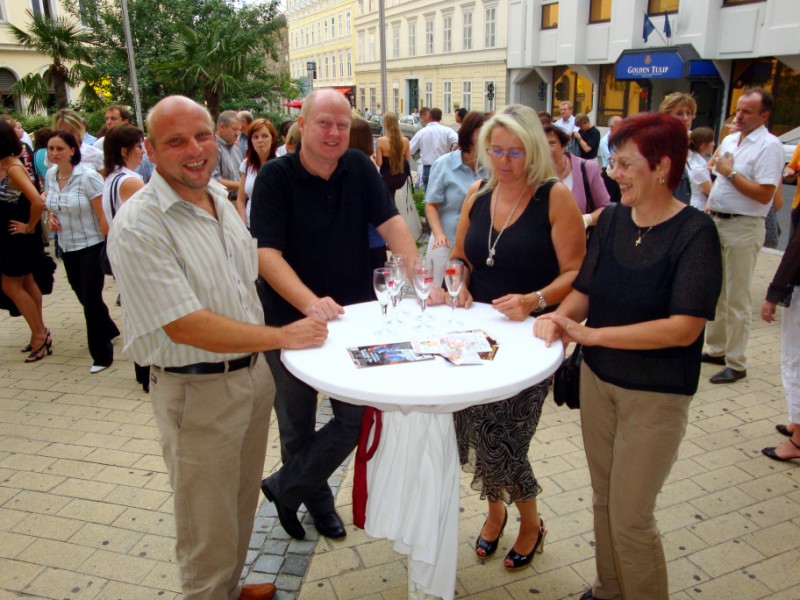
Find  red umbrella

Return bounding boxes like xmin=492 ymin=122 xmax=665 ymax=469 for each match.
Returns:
xmin=283 ymin=100 xmax=303 ymax=108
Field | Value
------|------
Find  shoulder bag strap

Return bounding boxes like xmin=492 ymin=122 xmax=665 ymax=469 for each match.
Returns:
xmin=580 ymin=160 xmax=594 ymax=214
xmin=110 ymin=172 xmax=127 ymax=220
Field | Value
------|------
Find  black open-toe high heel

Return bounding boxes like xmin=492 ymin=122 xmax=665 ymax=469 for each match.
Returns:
xmin=25 ymin=332 xmax=52 ymax=363
xmin=22 ymin=329 xmax=50 ymax=353
xmin=475 ymin=508 xmax=507 ymax=559
xmin=504 ymin=517 xmax=547 ymax=571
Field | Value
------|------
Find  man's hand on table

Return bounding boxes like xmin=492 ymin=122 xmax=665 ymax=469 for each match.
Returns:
xmin=304 ymin=297 xmax=344 ymax=321
xmin=279 ymin=318 xmax=329 ymax=349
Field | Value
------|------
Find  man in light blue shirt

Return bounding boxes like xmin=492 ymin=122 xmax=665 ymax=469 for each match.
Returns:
xmin=598 ymin=115 xmax=622 ymax=203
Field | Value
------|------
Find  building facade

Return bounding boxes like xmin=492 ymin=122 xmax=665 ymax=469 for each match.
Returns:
xmin=354 ymin=0 xmax=508 ymax=123
xmin=0 ymin=0 xmax=75 ymax=112
xmin=286 ymin=0 xmax=357 ymax=106
xmin=508 ymin=0 xmax=800 ymax=136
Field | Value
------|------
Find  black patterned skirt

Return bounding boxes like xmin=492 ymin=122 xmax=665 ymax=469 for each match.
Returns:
xmin=454 ymin=381 xmax=549 ymax=504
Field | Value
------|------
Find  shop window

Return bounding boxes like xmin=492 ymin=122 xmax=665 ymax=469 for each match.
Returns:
xmin=541 ymin=2 xmax=558 ymax=30
xmin=552 ymin=67 xmax=595 ymax=118
xmin=589 ymin=0 xmax=611 ymax=23
xmin=648 ymin=0 xmax=679 ymax=14
xmin=595 ymin=65 xmax=650 ymax=127
xmin=727 ymin=58 xmax=800 ymax=137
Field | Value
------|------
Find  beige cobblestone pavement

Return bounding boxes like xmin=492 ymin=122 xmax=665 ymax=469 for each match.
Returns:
xmin=1 ymin=249 xmax=797 ymax=600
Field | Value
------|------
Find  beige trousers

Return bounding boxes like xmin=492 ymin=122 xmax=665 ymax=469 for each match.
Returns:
xmin=150 ymin=355 xmax=275 ymax=600
xmin=580 ymin=362 xmax=692 ymax=600
xmin=704 ymin=215 xmax=764 ymax=371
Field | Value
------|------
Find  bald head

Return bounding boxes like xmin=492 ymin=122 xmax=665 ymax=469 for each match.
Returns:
xmin=146 ymin=96 xmax=213 ymax=144
xmin=301 ymin=89 xmax=351 ymax=120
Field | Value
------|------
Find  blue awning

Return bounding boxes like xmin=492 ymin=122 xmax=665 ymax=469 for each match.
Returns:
xmin=614 ymin=44 xmax=720 ymax=81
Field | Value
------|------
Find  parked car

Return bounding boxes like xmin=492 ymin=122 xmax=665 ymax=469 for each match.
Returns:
xmin=779 ymin=126 xmax=800 ymax=165
xmin=399 ymin=114 xmax=422 ymax=139
xmin=366 ymin=114 xmax=383 ymax=135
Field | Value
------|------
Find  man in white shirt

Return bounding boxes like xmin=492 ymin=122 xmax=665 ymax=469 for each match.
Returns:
xmin=410 ymin=107 xmax=458 ymax=189
xmin=554 ymin=101 xmax=576 ymax=135
xmin=703 ymin=87 xmax=784 ymax=384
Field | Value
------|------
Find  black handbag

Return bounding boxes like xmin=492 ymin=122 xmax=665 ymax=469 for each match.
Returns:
xmin=553 ymin=344 xmax=582 ymax=410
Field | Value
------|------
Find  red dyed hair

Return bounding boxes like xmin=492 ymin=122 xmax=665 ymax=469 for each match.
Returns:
xmin=609 ymin=112 xmax=688 ymax=190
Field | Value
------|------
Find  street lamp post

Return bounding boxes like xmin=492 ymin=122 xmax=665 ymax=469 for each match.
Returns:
xmin=120 ymin=0 xmax=143 ymax=126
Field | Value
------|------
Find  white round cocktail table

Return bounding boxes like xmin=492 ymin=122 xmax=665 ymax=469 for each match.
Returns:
xmin=282 ymin=301 xmax=563 ymax=600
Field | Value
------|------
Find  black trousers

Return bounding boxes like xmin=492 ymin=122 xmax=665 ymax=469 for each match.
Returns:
xmin=61 ymin=242 xmax=119 ymax=366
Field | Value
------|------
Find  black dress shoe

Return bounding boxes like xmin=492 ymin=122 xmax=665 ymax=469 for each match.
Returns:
xmin=579 ymin=592 xmax=596 ymax=600
xmin=700 ymin=352 xmax=726 ymax=366
xmin=261 ymin=479 xmax=305 ymax=540
xmin=312 ymin=511 xmax=347 ymax=539
xmin=709 ymin=367 xmax=746 ymax=384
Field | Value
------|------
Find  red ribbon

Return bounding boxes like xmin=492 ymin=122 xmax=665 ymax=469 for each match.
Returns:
xmin=353 ymin=407 xmax=382 ymax=529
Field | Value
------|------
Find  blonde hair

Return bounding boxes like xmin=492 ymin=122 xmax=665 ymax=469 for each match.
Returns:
xmin=53 ymin=108 xmax=86 ymax=142
xmin=286 ymin=123 xmax=302 ymax=150
xmin=382 ymin=111 xmax=405 ymax=176
xmin=659 ymin=92 xmax=697 ymax=117
xmin=475 ymin=104 xmax=556 ymax=200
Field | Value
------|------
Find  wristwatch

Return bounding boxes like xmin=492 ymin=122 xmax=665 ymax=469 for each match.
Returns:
xmin=534 ymin=290 xmax=547 ymax=312
xmin=727 ymin=170 xmax=738 ymax=182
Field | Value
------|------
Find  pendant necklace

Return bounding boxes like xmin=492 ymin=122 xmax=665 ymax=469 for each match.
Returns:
xmin=486 ymin=184 xmax=528 ymax=267
xmin=56 ymin=171 xmax=71 ymax=181
xmin=635 ymin=226 xmax=654 ymax=247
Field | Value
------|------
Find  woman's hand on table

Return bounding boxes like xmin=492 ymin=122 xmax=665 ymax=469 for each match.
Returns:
xmin=279 ymin=317 xmax=329 ymax=349
xmin=492 ymin=294 xmax=533 ymax=321
xmin=304 ymin=297 xmax=344 ymax=321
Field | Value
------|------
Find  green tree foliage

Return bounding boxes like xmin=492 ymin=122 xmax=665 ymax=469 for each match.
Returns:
xmin=8 ymin=10 xmax=102 ymax=112
xmin=64 ymin=0 xmax=301 ymax=120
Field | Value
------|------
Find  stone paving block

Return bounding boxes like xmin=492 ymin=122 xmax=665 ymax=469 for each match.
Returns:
xmin=740 ymin=520 xmax=800 ymax=558
xmin=129 ymin=533 xmax=176 ymax=562
xmin=692 ymin=464 xmax=753 ymax=493
xmin=503 ymin=564 xmax=590 ymax=600
xmin=57 ymin=497 xmax=127 ymax=524
xmin=51 ymin=478 xmax=116 ymax=502
xmin=305 ymin=546 xmax=360 ymax=581
xmin=112 ymin=507 xmax=175 ymax=537
xmin=69 ymin=522 xmax=145 ymax=554
xmin=689 ymin=511 xmax=760 ymax=546
xmin=653 ymin=501 xmax=708 ymax=534
xmin=253 ymin=553 xmax=285 ymax=574
xmin=688 ymin=486 xmax=759 ymax=518
xmin=28 ymin=427 xmax=87 ymax=445
xmin=72 ymin=432 xmax=129 ymax=451
xmin=134 ymin=561 xmax=183 ymax=593
xmin=98 ymin=579 xmax=179 ymax=599
xmin=664 ymin=555 xmax=711 ymax=594
xmin=691 ymin=445 xmax=753 ymax=471
xmin=38 ymin=442 xmax=95 ymax=461
xmin=297 ymin=578 xmax=336 ymax=600
xmin=22 ymin=565 xmax=104 ymax=599
xmin=77 ymin=547 xmax=161 ymax=585
xmin=0 ymin=435 xmax=49 ymax=454
xmin=102 ymin=484 xmax=171 ymax=510
xmin=683 ymin=569 xmax=773 ymax=600
xmin=0 ymin=530 xmax=35 ymax=558
xmin=665 ymin=457 xmax=708 ymax=482
xmin=12 ymin=512 xmax=84 ymax=541
xmin=738 ymin=495 xmax=800 ymax=528
xmin=356 ymin=539 xmax=404 ymax=569
xmin=329 ymin=560 xmax=407 ymax=598
xmin=661 ymin=527 xmax=709 ymax=560
xmin=16 ymin=537 xmax=96 ymax=570
xmin=0 ymin=506 xmax=28 ymax=532
xmin=657 ymin=478 xmax=707 ymax=509
xmin=3 ymin=489 xmax=71 ymax=516
xmin=131 ymin=454 xmax=168 ymax=473
xmin=736 ymin=470 xmax=800 ymax=502
xmin=3 ymin=469 xmax=65 ymax=492
xmin=687 ymin=538 xmax=765 ymax=578
xmin=744 ymin=548 xmax=800 ymax=592
xmin=46 ymin=457 xmax=107 ymax=480
xmin=93 ymin=464 xmax=159 ymax=487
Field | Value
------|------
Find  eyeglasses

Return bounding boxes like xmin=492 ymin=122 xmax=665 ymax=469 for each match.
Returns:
xmin=607 ymin=156 xmax=645 ymax=172
xmin=488 ymin=147 xmax=526 ymax=161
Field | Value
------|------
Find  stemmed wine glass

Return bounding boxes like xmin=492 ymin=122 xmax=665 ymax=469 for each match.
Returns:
xmin=413 ymin=258 xmax=434 ymax=327
xmin=373 ymin=268 xmax=393 ymax=334
xmin=392 ymin=254 xmax=409 ymax=319
xmin=385 ymin=259 xmax=403 ymax=329
xmin=444 ymin=259 xmax=465 ymax=325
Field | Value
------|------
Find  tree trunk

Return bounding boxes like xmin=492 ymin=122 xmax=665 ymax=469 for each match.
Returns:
xmin=204 ymin=88 xmax=221 ymax=121
xmin=51 ymin=67 xmax=69 ymax=108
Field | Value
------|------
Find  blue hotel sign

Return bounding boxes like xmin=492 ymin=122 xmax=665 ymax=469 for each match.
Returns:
xmin=614 ymin=47 xmax=719 ymax=81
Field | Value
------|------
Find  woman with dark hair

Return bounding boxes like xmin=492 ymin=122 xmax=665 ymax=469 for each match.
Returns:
xmin=237 ymin=118 xmax=279 ymax=228
xmin=275 ymin=119 xmax=294 ymax=157
xmin=0 ymin=121 xmax=50 ymax=362
xmin=450 ymin=105 xmax=586 ymax=572
xmin=349 ymin=118 xmax=389 ymax=270
xmin=535 ymin=112 xmax=723 ymax=600
xmin=45 ymin=131 xmax=119 ymax=374
xmin=102 ymin=125 xmax=145 ymax=223
xmin=543 ymin=123 xmax=610 ymax=229
xmin=425 ymin=111 xmax=488 ymax=284
xmin=32 ymin=128 xmax=54 ymax=190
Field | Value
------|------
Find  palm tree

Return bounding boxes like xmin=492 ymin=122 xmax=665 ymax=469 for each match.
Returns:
xmin=8 ymin=10 xmax=100 ymax=112
xmin=151 ymin=22 xmax=253 ymax=119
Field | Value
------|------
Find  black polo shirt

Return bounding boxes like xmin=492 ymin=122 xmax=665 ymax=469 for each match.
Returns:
xmin=579 ymin=126 xmax=601 ymax=160
xmin=250 ymin=145 xmax=399 ymax=326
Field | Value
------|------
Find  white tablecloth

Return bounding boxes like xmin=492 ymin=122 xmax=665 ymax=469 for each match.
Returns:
xmin=282 ymin=301 xmax=563 ymax=599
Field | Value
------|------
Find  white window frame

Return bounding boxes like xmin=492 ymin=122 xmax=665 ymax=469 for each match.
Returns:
xmin=323 ymin=19 xmax=328 ymax=41
xmin=346 ymin=11 xmax=351 ymax=35
xmin=425 ymin=16 xmax=435 ymax=55
xmin=408 ymin=19 xmax=417 ymax=57
xmin=393 ymin=87 xmax=400 ymax=113
xmin=339 ymin=51 xmax=344 ymax=78
xmin=392 ymin=23 xmax=400 ymax=59
xmin=462 ymin=9 xmax=473 ymax=50
xmin=442 ymin=13 xmax=453 ymax=53
xmin=443 ymin=80 xmax=452 ymax=114
xmin=462 ymin=80 xmax=472 ymax=111
xmin=331 ymin=55 xmax=336 ymax=81
xmin=330 ymin=16 xmax=336 ymax=39
xmin=369 ymin=28 xmax=376 ymax=62
xmin=425 ymin=82 xmax=433 ymax=109
xmin=484 ymin=5 xmax=496 ymax=48
xmin=370 ymin=86 xmax=377 ymax=114
xmin=347 ymin=51 xmax=352 ymax=77
xmin=358 ymin=31 xmax=365 ymax=63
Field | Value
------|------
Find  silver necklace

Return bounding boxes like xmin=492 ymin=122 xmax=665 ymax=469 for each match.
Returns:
xmin=56 ymin=171 xmax=71 ymax=181
xmin=486 ymin=184 xmax=528 ymax=267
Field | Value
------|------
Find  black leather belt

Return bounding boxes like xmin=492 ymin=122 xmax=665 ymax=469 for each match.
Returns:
xmin=710 ymin=211 xmax=741 ymax=219
xmin=161 ymin=354 xmax=256 ymax=375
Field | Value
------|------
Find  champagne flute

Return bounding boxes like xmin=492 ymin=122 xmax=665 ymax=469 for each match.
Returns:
xmin=413 ymin=258 xmax=434 ymax=326
xmin=444 ymin=259 xmax=465 ymax=325
xmin=392 ymin=254 xmax=409 ymax=318
xmin=373 ymin=268 xmax=392 ymax=334
xmin=385 ymin=259 xmax=402 ymax=328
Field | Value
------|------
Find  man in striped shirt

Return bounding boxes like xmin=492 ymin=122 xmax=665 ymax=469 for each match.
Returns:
xmin=107 ymin=95 xmax=327 ymax=600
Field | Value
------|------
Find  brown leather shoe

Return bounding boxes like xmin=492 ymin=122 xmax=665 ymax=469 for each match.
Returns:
xmin=238 ymin=582 xmax=277 ymax=600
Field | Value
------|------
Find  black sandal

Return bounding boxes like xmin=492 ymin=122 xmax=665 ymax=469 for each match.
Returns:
xmin=504 ymin=518 xmax=547 ymax=571
xmin=24 ymin=332 xmax=52 ymax=363
xmin=475 ymin=508 xmax=507 ymax=559
xmin=776 ymin=424 xmax=794 ymax=437
xmin=762 ymin=438 xmax=800 ymax=462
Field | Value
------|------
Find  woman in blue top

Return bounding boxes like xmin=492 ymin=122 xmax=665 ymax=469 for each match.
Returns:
xmin=45 ymin=131 xmax=119 ymax=374
xmin=424 ymin=111 xmax=488 ymax=285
